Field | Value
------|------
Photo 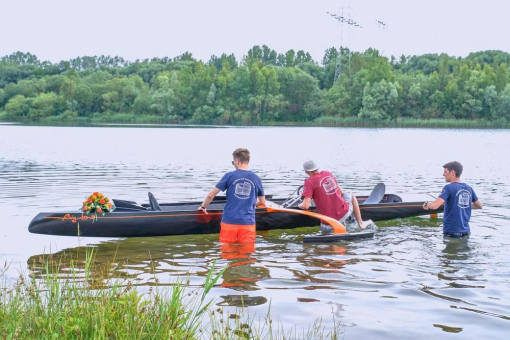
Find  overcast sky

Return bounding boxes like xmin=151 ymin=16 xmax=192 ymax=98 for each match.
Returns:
xmin=1 ymin=0 xmax=508 ymax=64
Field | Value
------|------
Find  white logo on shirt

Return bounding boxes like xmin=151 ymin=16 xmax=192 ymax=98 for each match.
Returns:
xmin=456 ymin=189 xmax=471 ymax=208
xmin=234 ymin=178 xmax=253 ymax=199
xmin=320 ymin=176 xmax=338 ymax=195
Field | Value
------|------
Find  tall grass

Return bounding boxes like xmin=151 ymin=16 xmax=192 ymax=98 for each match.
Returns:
xmin=4 ymin=113 xmax=509 ymax=129
xmin=314 ymin=116 xmax=510 ymax=128
xmin=0 ymin=251 xmax=224 ymax=339
xmin=1 ymin=251 xmax=341 ymax=339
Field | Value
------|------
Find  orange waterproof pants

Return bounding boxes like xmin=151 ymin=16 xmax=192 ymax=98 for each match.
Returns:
xmin=219 ymin=222 xmax=256 ymax=243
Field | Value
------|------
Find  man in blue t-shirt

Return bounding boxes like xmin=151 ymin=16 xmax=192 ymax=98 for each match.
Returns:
xmin=198 ymin=148 xmax=265 ymax=243
xmin=424 ymin=161 xmax=482 ymax=238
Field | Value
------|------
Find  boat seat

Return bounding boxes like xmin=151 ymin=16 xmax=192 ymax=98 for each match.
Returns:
xmin=384 ymin=194 xmax=403 ymax=203
xmin=148 ymin=192 xmax=162 ymax=211
xmin=112 ymin=199 xmax=147 ymax=211
xmin=362 ymin=183 xmax=386 ymax=205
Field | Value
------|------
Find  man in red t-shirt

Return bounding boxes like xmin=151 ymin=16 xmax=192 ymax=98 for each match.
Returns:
xmin=298 ymin=160 xmax=369 ymax=234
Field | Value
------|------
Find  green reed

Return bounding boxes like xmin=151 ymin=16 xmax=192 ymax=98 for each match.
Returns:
xmin=0 ymin=250 xmax=224 ymax=339
xmin=208 ymin=302 xmax=341 ymax=340
xmin=6 ymin=112 xmax=509 ymax=129
xmin=314 ymin=116 xmax=510 ymax=128
xmin=0 ymin=252 xmax=341 ymax=339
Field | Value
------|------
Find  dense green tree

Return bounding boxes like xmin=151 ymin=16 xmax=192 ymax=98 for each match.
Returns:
xmin=29 ymin=92 xmax=64 ymax=118
xmin=60 ymin=77 xmax=76 ymax=101
xmin=261 ymin=45 xmax=278 ymax=65
xmin=228 ymin=67 xmax=251 ymax=108
xmin=1 ymin=51 xmax=40 ymax=65
xmin=494 ymin=63 xmax=509 ymax=93
xmin=359 ymin=80 xmax=400 ymax=121
xmin=1 ymin=48 xmax=510 ymax=126
xmin=483 ymin=85 xmax=498 ymax=120
xmin=277 ymin=67 xmax=319 ymax=121
xmin=74 ymin=84 xmax=94 ymax=116
xmin=208 ymin=53 xmax=237 ymax=70
xmin=284 ymin=50 xmax=296 ymax=67
xmin=363 ymin=49 xmax=394 ymax=85
xmin=173 ymin=52 xmax=195 ymax=62
xmin=321 ymin=47 xmax=339 ymax=66
xmin=496 ymin=84 xmax=510 ymax=121
xmin=5 ymin=95 xmax=32 ymax=117
xmin=443 ymin=80 xmax=462 ymax=117
xmin=150 ymin=72 xmax=178 ymax=119
xmin=465 ymin=50 xmax=510 ymax=68
xmin=438 ymin=54 xmax=451 ymax=91
xmin=295 ymin=50 xmax=313 ymax=64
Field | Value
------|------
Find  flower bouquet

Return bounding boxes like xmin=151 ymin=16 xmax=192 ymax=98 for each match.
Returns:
xmin=82 ymin=192 xmax=116 ymax=220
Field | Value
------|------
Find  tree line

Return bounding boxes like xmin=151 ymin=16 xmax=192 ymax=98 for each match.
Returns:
xmin=1 ymin=47 xmax=510 ymax=125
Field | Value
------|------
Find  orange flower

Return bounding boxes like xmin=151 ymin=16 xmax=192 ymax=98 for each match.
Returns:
xmin=93 ymin=192 xmax=99 ymax=196
xmin=83 ymin=206 xmax=89 ymax=211
xmin=92 ymin=195 xmax=97 ymax=200
xmin=83 ymin=200 xmax=87 ymax=205
xmin=97 ymin=208 xmax=103 ymax=214
xmin=88 ymin=198 xmax=93 ymax=203
xmin=99 ymin=199 xmax=105 ymax=205
xmin=108 ymin=203 xmax=112 ymax=209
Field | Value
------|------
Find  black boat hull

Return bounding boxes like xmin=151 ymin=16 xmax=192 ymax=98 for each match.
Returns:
xmin=28 ymin=196 xmax=443 ymax=238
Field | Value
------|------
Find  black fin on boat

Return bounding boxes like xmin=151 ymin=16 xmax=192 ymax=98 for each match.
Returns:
xmin=148 ymin=192 xmax=162 ymax=211
xmin=362 ymin=183 xmax=386 ymax=205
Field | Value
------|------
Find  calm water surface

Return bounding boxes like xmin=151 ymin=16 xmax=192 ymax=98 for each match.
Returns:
xmin=1 ymin=125 xmax=509 ymax=339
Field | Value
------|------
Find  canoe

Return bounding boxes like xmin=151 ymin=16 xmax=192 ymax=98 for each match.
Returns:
xmin=28 ymin=191 xmax=443 ymax=238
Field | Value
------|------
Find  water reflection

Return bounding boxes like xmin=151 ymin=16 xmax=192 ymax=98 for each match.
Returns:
xmin=218 ymin=295 xmax=268 ymax=307
xmin=441 ymin=237 xmax=471 ymax=261
xmin=27 ymin=235 xmax=272 ymax=304
xmin=219 ymin=243 xmax=270 ymax=294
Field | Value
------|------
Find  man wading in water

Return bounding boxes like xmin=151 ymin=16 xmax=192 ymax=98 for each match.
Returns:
xmin=198 ymin=148 xmax=265 ymax=243
xmin=424 ymin=161 xmax=482 ymax=238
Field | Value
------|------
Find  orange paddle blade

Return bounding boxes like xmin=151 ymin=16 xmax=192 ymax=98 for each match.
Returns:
xmin=264 ymin=201 xmax=346 ymax=234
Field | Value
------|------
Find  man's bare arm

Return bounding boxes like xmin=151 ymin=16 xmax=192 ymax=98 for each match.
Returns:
xmin=198 ymin=188 xmax=221 ymax=213
xmin=423 ymin=197 xmax=444 ymax=210
xmin=472 ymin=200 xmax=482 ymax=209
xmin=256 ymin=196 xmax=266 ymax=206
xmin=298 ymin=197 xmax=312 ymax=210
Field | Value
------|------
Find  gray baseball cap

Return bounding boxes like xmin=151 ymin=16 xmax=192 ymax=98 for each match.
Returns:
xmin=303 ymin=160 xmax=319 ymax=171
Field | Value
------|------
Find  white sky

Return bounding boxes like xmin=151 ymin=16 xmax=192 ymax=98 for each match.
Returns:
xmin=1 ymin=0 xmax=509 ymax=64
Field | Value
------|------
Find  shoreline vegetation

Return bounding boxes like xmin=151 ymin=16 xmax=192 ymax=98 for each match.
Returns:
xmin=1 ymin=48 xmax=510 ymax=129
xmin=2 ymin=115 xmax=508 ymax=129
xmin=0 ymin=251 xmax=341 ymax=339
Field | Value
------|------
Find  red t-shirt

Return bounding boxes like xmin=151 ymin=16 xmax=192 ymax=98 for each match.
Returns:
xmin=301 ymin=171 xmax=349 ymax=221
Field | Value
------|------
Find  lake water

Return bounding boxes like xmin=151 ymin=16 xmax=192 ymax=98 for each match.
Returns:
xmin=1 ymin=124 xmax=509 ymax=339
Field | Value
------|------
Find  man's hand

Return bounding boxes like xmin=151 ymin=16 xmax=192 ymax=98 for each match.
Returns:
xmin=298 ymin=202 xmax=308 ymax=210
xmin=299 ymin=197 xmax=312 ymax=210
xmin=360 ymin=220 xmax=373 ymax=229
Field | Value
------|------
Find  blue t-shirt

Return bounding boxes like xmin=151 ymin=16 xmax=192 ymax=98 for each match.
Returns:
xmin=216 ymin=169 xmax=264 ymax=225
xmin=439 ymin=182 xmax=478 ymax=233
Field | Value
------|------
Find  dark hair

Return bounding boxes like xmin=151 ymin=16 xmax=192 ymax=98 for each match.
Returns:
xmin=233 ymin=148 xmax=250 ymax=163
xmin=443 ymin=161 xmax=463 ymax=177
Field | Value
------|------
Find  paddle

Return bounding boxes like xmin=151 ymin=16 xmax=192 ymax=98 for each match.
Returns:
xmin=263 ymin=201 xmax=347 ymax=234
